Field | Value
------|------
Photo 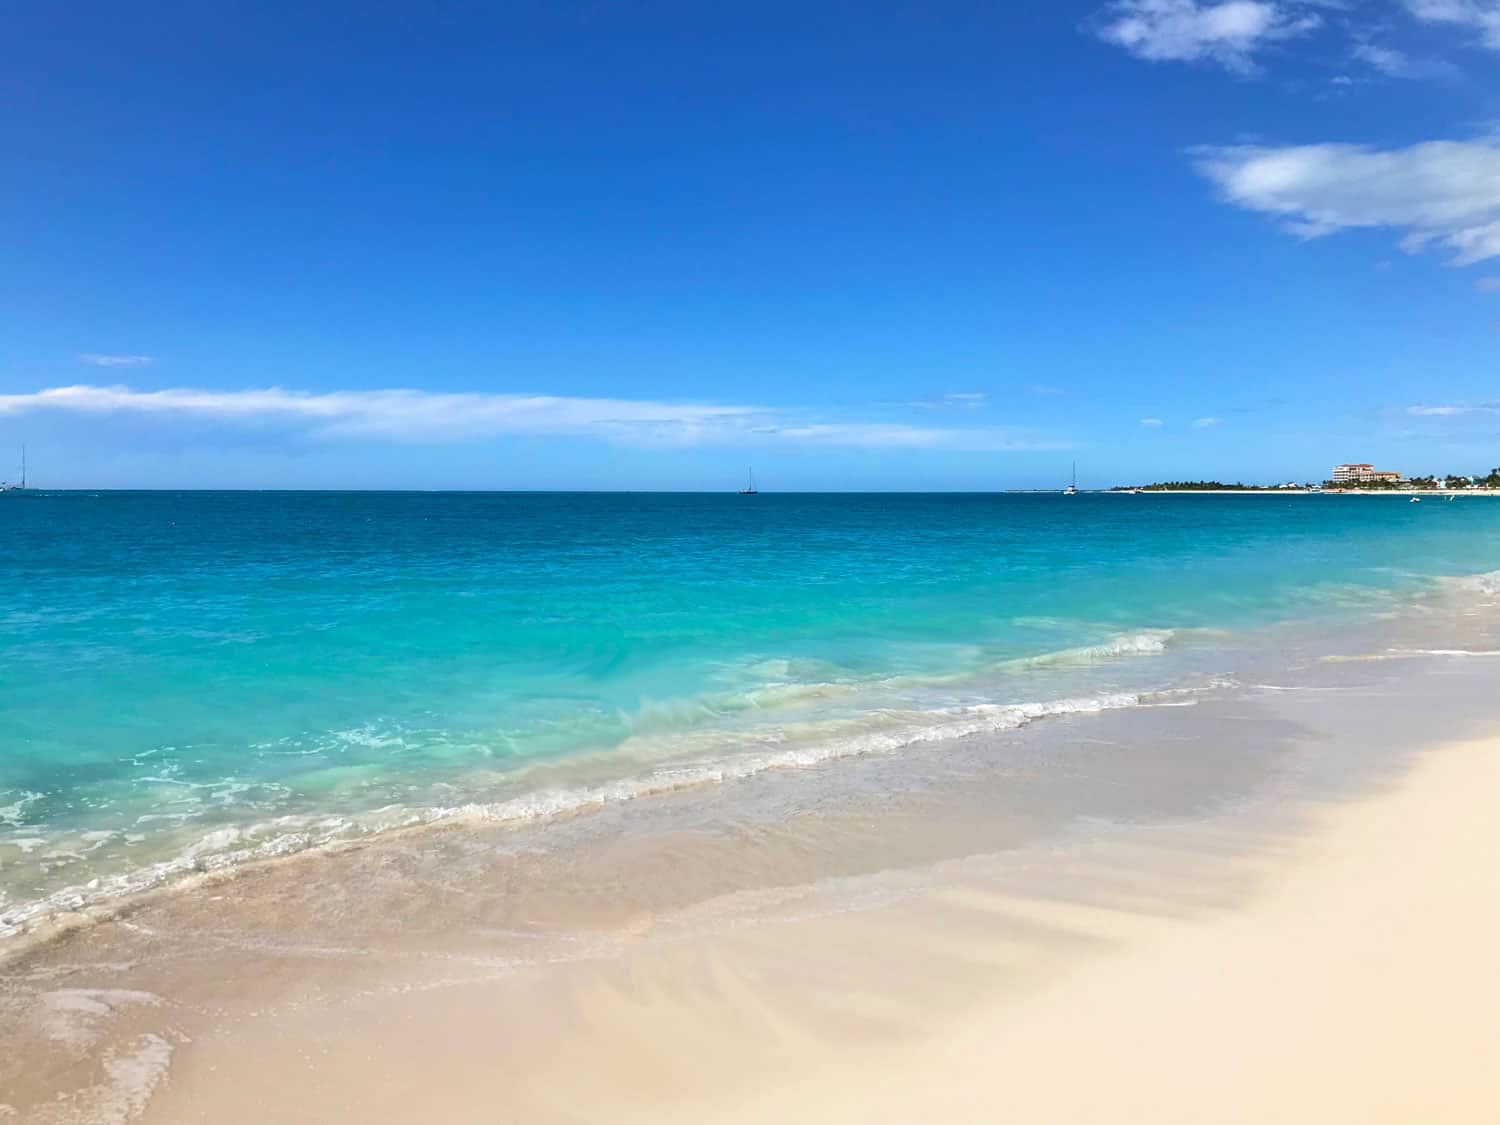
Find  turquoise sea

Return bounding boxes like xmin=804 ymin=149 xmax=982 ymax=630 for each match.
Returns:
xmin=4 ymin=490 xmax=1500 ymax=937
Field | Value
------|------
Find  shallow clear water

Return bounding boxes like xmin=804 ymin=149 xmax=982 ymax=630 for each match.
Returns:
xmin=3 ymin=490 xmax=1500 ymax=933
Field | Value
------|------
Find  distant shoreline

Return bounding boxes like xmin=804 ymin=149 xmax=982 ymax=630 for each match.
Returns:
xmin=1008 ymin=489 xmax=1500 ymax=497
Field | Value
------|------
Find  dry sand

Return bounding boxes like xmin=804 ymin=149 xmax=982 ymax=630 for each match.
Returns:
xmin=138 ymin=733 xmax=1500 ymax=1123
xmin=698 ymin=736 xmax=1500 ymax=1125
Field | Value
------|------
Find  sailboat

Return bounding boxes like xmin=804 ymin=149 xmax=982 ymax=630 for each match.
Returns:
xmin=738 ymin=467 xmax=759 ymax=495
xmin=1063 ymin=462 xmax=1077 ymax=496
xmin=0 ymin=445 xmax=27 ymax=493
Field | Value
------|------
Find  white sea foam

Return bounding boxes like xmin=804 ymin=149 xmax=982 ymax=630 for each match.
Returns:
xmin=1323 ymin=648 xmax=1500 ymax=663
xmin=1447 ymin=569 xmax=1500 ymax=597
xmin=999 ymin=630 xmax=1174 ymax=670
xmin=36 ymin=989 xmax=164 ymax=1051
xmin=0 ymin=791 xmax=42 ymax=827
xmin=98 ymin=1035 xmax=174 ymax=1123
xmin=329 ymin=725 xmax=411 ymax=750
xmin=1248 ymin=684 xmax=1343 ymax=693
xmin=30 ymin=1033 xmax=176 ymax=1125
xmin=1404 ymin=648 xmax=1500 ymax=657
xmin=429 ymin=691 xmax=1150 ymax=826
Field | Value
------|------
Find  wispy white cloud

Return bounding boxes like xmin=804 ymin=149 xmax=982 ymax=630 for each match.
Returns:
xmin=907 ymin=392 xmax=991 ymax=411
xmin=1405 ymin=0 xmax=1500 ymax=49
xmin=80 ymin=353 xmax=154 ymax=368
xmin=1140 ymin=417 xmax=1166 ymax=426
xmin=763 ymin=423 xmax=953 ymax=447
xmin=1353 ymin=43 xmax=1410 ymax=73
xmin=1191 ymin=416 xmax=1221 ymax=427
xmin=1407 ymin=402 xmax=1500 ymax=415
xmin=1351 ymin=42 xmax=1461 ymax=80
xmin=1092 ymin=0 xmax=1483 ymax=83
xmin=0 ymin=384 xmax=1065 ymax=451
xmin=1194 ymin=139 xmax=1500 ymax=265
xmin=0 ymin=384 xmax=755 ymax=443
xmin=1091 ymin=0 xmax=1321 ymax=74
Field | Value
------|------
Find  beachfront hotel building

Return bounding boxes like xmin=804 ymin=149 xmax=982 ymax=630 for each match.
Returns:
xmin=1331 ymin=463 xmax=1401 ymax=485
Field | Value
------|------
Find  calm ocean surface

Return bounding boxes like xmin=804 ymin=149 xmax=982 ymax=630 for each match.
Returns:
xmin=3 ymin=490 xmax=1499 ymax=935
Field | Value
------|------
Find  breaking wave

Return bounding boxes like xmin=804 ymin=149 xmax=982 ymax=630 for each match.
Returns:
xmin=999 ymin=630 xmax=1174 ymax=670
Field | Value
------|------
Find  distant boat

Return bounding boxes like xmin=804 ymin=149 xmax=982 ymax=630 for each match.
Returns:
xmin=0 ymin=445 xmax=27 ymax=493
xmin=738 ymin=468 xmax=758 ymax=495
xmin=1063 ymin=462 xmax=1077 ymax=496
xmin=1410 ymin=496 xmax=1421 ymax=504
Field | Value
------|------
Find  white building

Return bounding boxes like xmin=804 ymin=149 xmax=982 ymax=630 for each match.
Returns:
xmin=1332 ymin=463 xmax=1400 ymax=485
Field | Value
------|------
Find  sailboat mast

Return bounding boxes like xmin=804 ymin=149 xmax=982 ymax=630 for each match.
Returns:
xmin=20 ymin=444 xmax=25 ymax=489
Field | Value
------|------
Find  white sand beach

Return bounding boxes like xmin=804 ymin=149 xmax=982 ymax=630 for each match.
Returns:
xmin=694 ymin=736 xmax=1500 ymax=1125
xmin=122 ymin=730 xmax=1500 ymax=1124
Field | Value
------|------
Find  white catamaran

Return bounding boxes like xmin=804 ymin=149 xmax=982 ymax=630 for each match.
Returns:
xmin=0 ymin=446 xmax=27 ymax=492
xmin=1063 ymin=462 xmax=1077 ymax=495
xmin=738 ymin=467 xmax=758 ymax=495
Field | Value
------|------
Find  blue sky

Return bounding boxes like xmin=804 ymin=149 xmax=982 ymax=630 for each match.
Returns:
xmin=4 ymin=0 xmax=1500 ymax=489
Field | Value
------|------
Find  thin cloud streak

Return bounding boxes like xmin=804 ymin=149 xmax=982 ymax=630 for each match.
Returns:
xmin=79 ymin=354 xmax=154 ymax=368
xmin=0 ymin=384 xmax=1066 ymax=451
xmin=905 ymin=392 xmax=991 ymax=411
xmin=1407 ymin=402 xmax=1500 ymax=416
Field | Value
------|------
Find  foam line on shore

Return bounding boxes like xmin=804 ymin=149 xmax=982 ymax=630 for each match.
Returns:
xmin=0 ymin=688 xmax=1166 ymax=946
